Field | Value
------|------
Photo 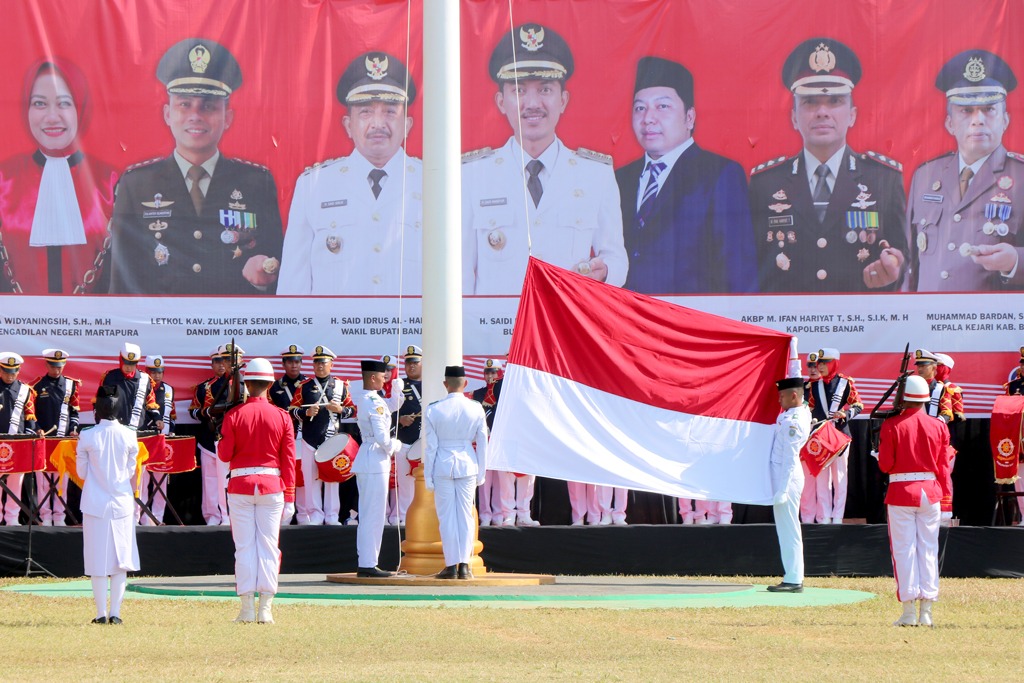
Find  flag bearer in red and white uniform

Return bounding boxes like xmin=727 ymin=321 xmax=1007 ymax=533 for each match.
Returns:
xmin=799 ymin=351 xmax=822 ymax=523
xmin=807 ymin=347 xmax=863 ymax=524
xmin=877 ymin=374 xmax=952 ymax=627
xmin=218 ymin=358 xmax=296 ymax=624
xmin=0 ymin=352 xmax=37 ymax=526
xmin=32 ymin=349 xmax=80 ymax=526
xmin=138 ymin=355 xmax=176 ymax=525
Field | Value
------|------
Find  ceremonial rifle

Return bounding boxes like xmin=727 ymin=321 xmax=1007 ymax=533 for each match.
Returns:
xmin=209 ymin=338 xmax=247 ymax=439
xmin=869 ymin=343 xmax=912 ymax=452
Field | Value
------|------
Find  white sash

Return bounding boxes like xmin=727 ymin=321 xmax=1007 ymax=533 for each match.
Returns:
xmin=56 ymin=377 xmax=74 ymax=437
xmin=160 ymin=385 xmax=173 ymax=434
xmin=815 ymin=377 xmax=848 ymax=418
xmin=129 ymin=373 xmax=151 ymax=430
xmin=927 ymin=381 xmax=945 ymax=418
xmin=8 ymin=384 xmax=29 ymax=434
xmin=325 ymin=377 xmax=342 ymax=439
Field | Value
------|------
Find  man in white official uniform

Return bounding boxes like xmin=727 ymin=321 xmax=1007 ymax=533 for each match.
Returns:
xmin=462 ymin=22 xmax=627 ymax=295
xmin=424 ymin=365 xmax=489 ymax=580
xmin=77 ymin=386 xmax=140 ymax=625
xmin=768 ymin=377 xmax=811 ymax=593
xmin=279 ymin=51 xmax=422 ymax=295
xmin=353 ymin=359 xmax=402 ymax=577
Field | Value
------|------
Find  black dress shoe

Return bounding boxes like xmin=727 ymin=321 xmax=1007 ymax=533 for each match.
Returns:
xmin=91 ymin=617 xmax=107 ymax=625
xmin=766 ymin=582 xmax=803 ymax=593
xmin=108 ymin=616 xmax=123 ymax=625
xmin=457 ymin=563 xmax=474 ymax=580
xmin=435 ymin=565 xmax=458 ymax=579
xmin=356 ymin=566 xmax=393 ymax=578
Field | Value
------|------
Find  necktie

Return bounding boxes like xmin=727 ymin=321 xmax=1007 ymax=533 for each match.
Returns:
xmin=369 ymin=168 xmax=387 ymax=199
xmin=959 ymin=167 xmax=974 ymax=201
xmin=637 ymin=161 xmax=666 ymax=229
xmin=526 ymin=159 xmax=544 ymax=208
xmin=812 ymin=164 xmax=832 ymax=223
xmin=187 ymin=164 xmax=208 ymax=215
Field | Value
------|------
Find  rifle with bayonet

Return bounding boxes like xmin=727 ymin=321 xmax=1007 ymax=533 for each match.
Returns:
xmin=869 ymin=342 xmax=912 ymax=452
xmin=209 ymin=339 xmax=247 ymax=439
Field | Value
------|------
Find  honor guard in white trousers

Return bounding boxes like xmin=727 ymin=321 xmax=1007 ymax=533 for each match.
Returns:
xmin=353 ymin=359 xmax=402 ymax=577
xmin=424 ymin=366 xmax=489 ymax=579
xmin=77 ymin=386 xmax=140 ymax=625
xmin=768 ymin=377 xmax=811 ymax=592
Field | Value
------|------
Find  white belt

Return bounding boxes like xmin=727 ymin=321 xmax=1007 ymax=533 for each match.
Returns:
xmin=437 ymin=440 xmax=472 ymax=447
xmin=230 ymin=467 xmax=281 ymax=477
xmin=890 ymin=472 xmax=936 ymax=482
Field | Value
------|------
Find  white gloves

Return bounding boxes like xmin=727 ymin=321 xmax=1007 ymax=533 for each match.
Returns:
xmin=772 ymin=490 xmax=788 ymax=506
xmin=282 ymin=502 xmax=296 ymax=524
xmin=940 ymin=511 xmax=953 ymax=526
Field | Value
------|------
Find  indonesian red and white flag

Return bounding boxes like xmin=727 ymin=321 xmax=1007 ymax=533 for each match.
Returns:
xmin=489 ymin=258 xmax=797 ymax=505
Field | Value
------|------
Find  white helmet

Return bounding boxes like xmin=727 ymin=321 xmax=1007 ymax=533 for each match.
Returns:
xmin=244 ymin=357 xmax=276 ymax=382
xmin=903 ymin=375 xmax=930 ymax=403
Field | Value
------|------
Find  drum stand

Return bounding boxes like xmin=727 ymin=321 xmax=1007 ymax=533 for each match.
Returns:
xmin=992 ymin=487 xmax=1023 ymax=526
xmin=145 ymin=472 xmax=185 ymax=526
xmin=1 ymin=461 xmax=56 ymax=578
xmin=36 ymin=473 xmax=80 ymax=526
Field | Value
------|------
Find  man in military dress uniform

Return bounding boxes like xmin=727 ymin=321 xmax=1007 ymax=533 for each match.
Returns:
xmin=462 ymin=23 xmax=627 ymax=295
xmin=906 ymin=50 xmax=1023 ymax=291
xmin=289 ymin=346 xmax=355 ymax=525
xmin=109 ymin=38 xmax=283 ymax=294
xmin=393 ymin=345 xmax=423 ymax=526
xmin=914 ymin=349 xmax=953 ymax=424
xmin=270 ymin=344 xmax=305 ymax=525
xmin=279 ymin=52 xmax=421 ymax=295
xmin=616 ymin=56 xmax=756 ymax=294
xmin=807 ymin=347 xmax=863 ymax=524
xmin=0 ymin=353 xmax=37 ymax=526
xmin=750 ymin=38 xmax=907 ymax=293
xmin=138 ymin=355 xmax=176 ymax=525
xmin=188 ymin=344 xmax=239 ymax=525
xmin=32 ymin=349 xmax=80 ymax=526
xmin=96 ymin=343 xmax=160 ymax=431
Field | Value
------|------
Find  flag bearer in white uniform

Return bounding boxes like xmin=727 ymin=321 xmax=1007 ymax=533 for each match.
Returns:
xmin=767 ymin=376 xmax=811 ymax=593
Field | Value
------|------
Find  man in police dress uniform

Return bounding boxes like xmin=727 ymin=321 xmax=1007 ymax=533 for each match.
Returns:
xmin=750 ymin=38 xmax=907 ymax=293
xmin=393 ymin=345 xmax=423 ymax=526
xmin=96 ymin=343 xmax=160 ymax=431
xmin=32 ymin=349 xmax=80 ymax=526
xmin=462 ymin=23 xmax=627 ymax=295
xmin=0 ymin=353 xmax=37 ymax=526
xmin=109 ymin=38 xmax=283 ymax=294
xmin=188 ymin=343 xmax=240 ymax=525
xmin=906 ymin=50 xmax=1024 ymax=291
xmin=279 ymin=53 xmax=421 ymax=295
xmin=768 ymin=376 xmax=811 ymax=593
xmin=269 ymin=344 xmax=305 ymax=525
xmin=138 ymin=355 xmax=176 ymax=525
xmin=289 ymin=346 xmax=355 ymax=525
xmin=353 ymin=359 xmax=403 ymax=577
xmin=616 ymin=56 xmax=756 ymax=294
xmin=807 ymin=347 xmax=863 ymax=524
xmin=424 ymin=365 xmax=489 ymax=580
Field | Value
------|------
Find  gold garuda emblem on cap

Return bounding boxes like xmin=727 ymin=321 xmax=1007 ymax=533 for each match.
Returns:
xmin=153 ymin=358 xmax=163 ymax=367
xmin=817 ymin=349 xmax=826 ymax=357
xmin=383 ymin=355 xmax=391 ymax=364
xmin=315 ymin=345 xmax=324 ymax=354
xmin=520 ymin=26 xmax=545 ymax=51
xmin=4 ymin=356 xmax=16 ymax=365
xmin=915 ymin=350 xmax=923 ymax=359
xmin=809 ymin=353 xmax=818 ymax=362
xmin=54 ymin=350 xmax=64 ymax=359
xmin=485 ymin=359 xmax=495 ymax=368
xmin=366 ymin=55 xmax=389 ymax=81
xmin=189 ymin=45 xmax=211 ymax=74
xmin=809 ymin=43 xmax=836 ymax=73
xmin=127 ymin=352 xmax=137 ymax=361
xmin=964 ymin=57 xmax=986 ymax=83
xmin=407 ymin=345 xmax=415 ymax=354
xmin=289 ymin=345 xmax=298 ymax=353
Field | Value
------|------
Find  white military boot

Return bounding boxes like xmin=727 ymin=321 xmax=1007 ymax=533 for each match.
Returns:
xmin=257 ymin=594 xmax=274 ymax=624
xmin=919 ymin=599 xmax=934 ymax=628
xmin=234 ymin=593 xmax=256 ymax=623
xmin=893 ymin=600 xmax=918 ymax=627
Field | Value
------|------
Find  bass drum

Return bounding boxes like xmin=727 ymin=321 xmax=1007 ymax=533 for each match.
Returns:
xmin=314 ymin=433 xmax=358 ymax=483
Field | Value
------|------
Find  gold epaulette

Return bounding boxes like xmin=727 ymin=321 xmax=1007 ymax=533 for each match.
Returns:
xmin=233 ymin=158 xmax=270 ymax=172
xmin=1007 ymin=151 xmax=1024 ymax=163
xmin=461 ymin=147 xmax=494 ymax=164
xmin=124 ymin=157 xmax=163 ymax=173
xmin=923 ymin=150 xmax=957 ymax=165
xmin=576 ymin=147 xmax=613 ymax=165
xmin=864 ymin=150 xmax=903 ymax=172
xmin=301 ymin=157 xmax=340 ymax=175
xmin=751 ymin=156 xmax=787 ymax=176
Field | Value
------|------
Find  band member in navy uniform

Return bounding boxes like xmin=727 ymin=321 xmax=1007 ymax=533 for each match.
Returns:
xmin=32 ymin=348 xmax=80 ymax=525
xmin=799 ymin=351 xmax=822 ymax=523
xmin=108 ymin=38 xmax=282 ymax=294
xmin=289 ymin=345 xmax=354 ymax=525
xmin=807 ymin=347 xmax=863 ymax=524
xmin=270 ymin=344 xmax=305 ymax=525
xmin=188 ymin=343 xmax=240 ymax=525
xmin=0 ymin=352 xmax=37 ymax=526
xmin=750 ymin=38 xmax=907 ymax=293
xmin=138 ymin=355 xmax=176 ymax=525
xmin=96 ymin=343 xmax=160 ymax=431
xmin=913 ymin=350 xmax=953 ymax=424
xmin=393 ymin=345 xmax=423 ymax=525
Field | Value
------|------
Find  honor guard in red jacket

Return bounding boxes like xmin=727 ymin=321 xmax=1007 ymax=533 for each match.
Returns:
xmin=0 ymin=352 xmax=37 ymax=526
xmin=95 ymin=343 xmax=160 ymax=431
xmin=32 ymin=348 xmax=81 ymax=525
xmin=189 ymin=343 xmax=243 ymax=525
xmin=138 ymin=355 xmax=176 ymax=525
xmin=218 ymin=358 xmax=296 ymax=624
xmin=807 ymin=347 xmax=863 ymax=523
xmin=290 ymin=346 xmax=354 ymax=525
xmin=877 ymin=374 xmax=952 ymax=627
xmin=269 ymin=344 xmax=305 ymax=525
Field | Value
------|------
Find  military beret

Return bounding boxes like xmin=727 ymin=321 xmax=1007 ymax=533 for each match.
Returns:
xmin=157 ymin=38 xmax=242 ymax=98
xmin=445 ymin=365 xmax=466 ymax=378
xmin=634 ymin=56 xmax=694 ymax=107
xmin=337 ymin=52 xmax=416 ymax=106
xmin=782 ymin=38 xmax=861 ymax=96
xmin=776 ymin=377 xmax=804 ymax=391
xmin=489 ymin=23 xmax=574 ymax=83
xmin=937 ymin=49 xmax=1016 ymax=105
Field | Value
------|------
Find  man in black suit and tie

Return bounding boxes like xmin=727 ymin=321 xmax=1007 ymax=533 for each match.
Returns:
xmin=616 ymin=56 xmax=757 ymax=294
xmin=109 ymin=38 xmax=283 ymax=294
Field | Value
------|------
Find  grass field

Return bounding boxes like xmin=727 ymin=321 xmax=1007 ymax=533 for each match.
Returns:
xmin=2 ymin=575 xmax=1022 ymax=682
